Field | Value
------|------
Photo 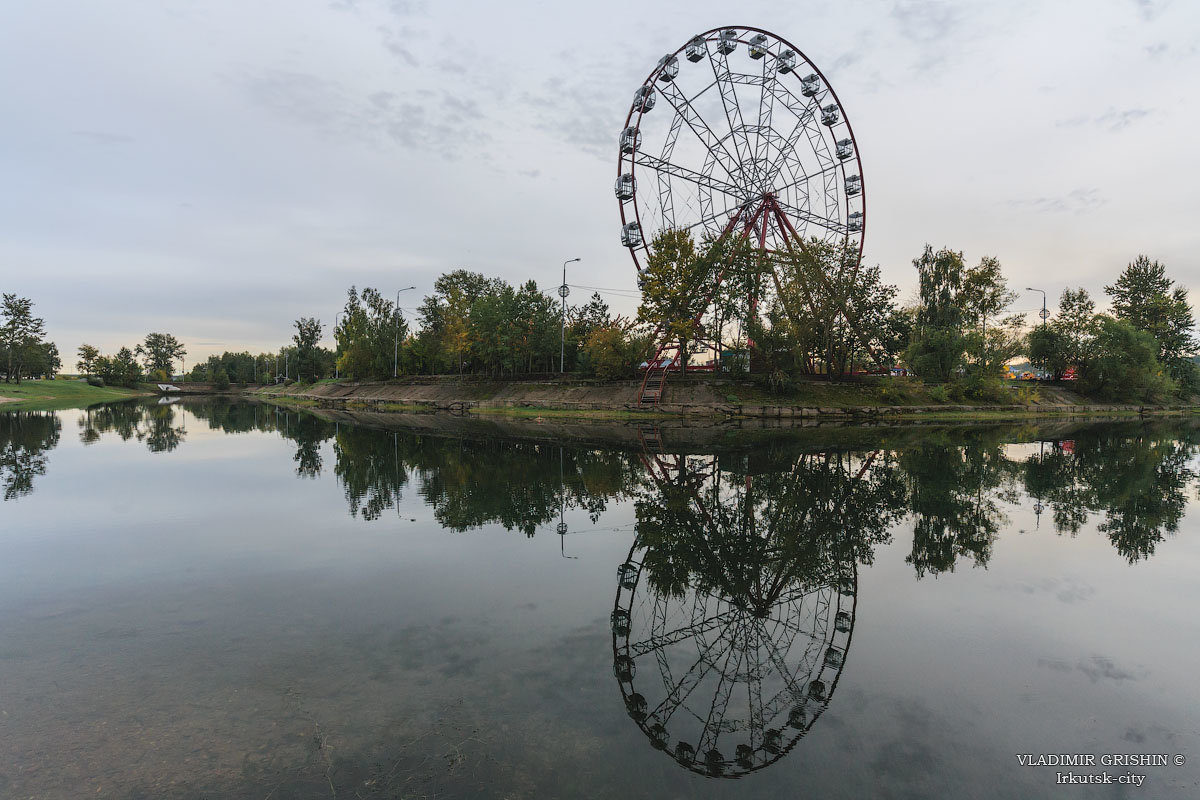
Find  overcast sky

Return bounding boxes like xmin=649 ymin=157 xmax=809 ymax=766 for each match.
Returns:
xmin=2 ymin=0 xmax=1196 ymax=363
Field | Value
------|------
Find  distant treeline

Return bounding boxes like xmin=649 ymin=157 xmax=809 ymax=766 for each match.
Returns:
xmin=30 ymin=234 xmax=1198 ymax=404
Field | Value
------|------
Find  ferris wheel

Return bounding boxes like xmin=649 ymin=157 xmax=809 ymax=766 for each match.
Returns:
xmin=616 ymin=26 xmax=864 ymax=269
xmin=615 ymin=27 xmax=868 ymax=404
xmin=610 ymin=442 xmax=859 ymax=778
xmin=612 ymin=538 xmax=856 ymax=778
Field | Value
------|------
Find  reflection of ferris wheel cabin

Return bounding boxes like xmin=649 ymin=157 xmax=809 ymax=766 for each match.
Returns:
xmin=616 ymin=26 xmax=865 ymax=267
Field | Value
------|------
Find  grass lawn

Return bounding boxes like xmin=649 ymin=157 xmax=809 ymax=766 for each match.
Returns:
xmin=0 ymin=380 xmax=144 ymax=411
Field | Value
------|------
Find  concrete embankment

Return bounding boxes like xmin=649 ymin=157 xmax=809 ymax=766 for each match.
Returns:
xmin=250 ymin=376 xmax=1198 ymax=421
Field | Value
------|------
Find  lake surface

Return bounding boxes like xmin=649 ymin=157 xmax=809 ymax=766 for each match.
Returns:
xmin=2 ymin=401 xmax=1199 ymax=799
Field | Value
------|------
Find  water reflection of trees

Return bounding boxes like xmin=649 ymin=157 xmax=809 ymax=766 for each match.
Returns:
xmin=1021 ymin=424 xmax=1200 ymax=562
xmin=901 ymin=431 xmax=1023 ymax=578
xmin=78 ymin=402 xmax=187 ymax=453
xmin=9 ymin=401 xmax=1192 ymax=568
xmin=0 ymin=410 xmax=61 ymax=499
xmin=612 ymin=443 xmax=902 ymax=777
xmin=334 ymin=426 xmax=642 ymax=530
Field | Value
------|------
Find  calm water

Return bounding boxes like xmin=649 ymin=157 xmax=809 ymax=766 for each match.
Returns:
xmin=2 ymin=401 xmax=1199 ymax=799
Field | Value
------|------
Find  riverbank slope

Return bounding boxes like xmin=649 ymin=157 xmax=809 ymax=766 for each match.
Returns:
xmin=251 ymin=376 xmax=1197 ymax=421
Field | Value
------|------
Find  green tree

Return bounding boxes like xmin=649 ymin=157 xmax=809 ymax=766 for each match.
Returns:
xmin=581 ymin=320 xmax=651 ymax=380
xmin=636 ymin=228 xmax=715 ymax=372
xmin=1105 ymin=256 xmax=1197 ymax=392
xmin=903 ymin=246 xmax=967 ymax=382
xmin=76 ymin=343 xmax=100 ymax=376
xmin=136 ymin=333 xmax=186 ymax=377
xmin=1055 ymin=287 xmax=1097 ymax=365
xmin=1078 ymin=317 xmax=1175 ymax=402
xmin=25 ymin=341 xmax=60 ymax=379
xmin=96 ymin=347 xmax=144 ymax=388
xmin=293 ymin=316 xmax=324 ymax=382
xmin=1027 ymin=325 xmax=1071 ymax=380
xmin=1 ymin=294 xmax=48 ymax=384
xmin=960 ymin=256 xmax=1018 ymax=375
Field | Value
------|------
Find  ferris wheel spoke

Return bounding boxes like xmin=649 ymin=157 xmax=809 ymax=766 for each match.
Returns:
xmin=697 ymin=622 xmax=746 ymax=754
xmin=629 ymin=601 xmax=750 ymax=658
xmin=634 ymin=152 xmax=746 ymax=204
xmin=649 ymin=623 xmax=741 ymax=725
xmin=657 ymin=80 xmax=744 ymax=188
xmin=773 ymin=198 xmax=850 ymax=237
xmin=753 ymin=56 xmax=777 ymax=182
xmin=708 ymin=50 xmax=753 ymax=177
xmin=753 ymin=617 xmax=807 ymax=695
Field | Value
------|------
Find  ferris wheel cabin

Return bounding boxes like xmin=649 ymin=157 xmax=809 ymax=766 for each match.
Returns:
xmin=620 ymin=126 xmax=641 ymax=154
xmin=748 ymin=33 xmax=769 ymax=59
xmin=656 ymin=54 xmax=679 ymax=82
xmin=836 ymin=138 xmax=854 ymax=160
xmin=621 ymin=222 xmax=643 ymax=248
xmin=685 ymin=36 xmax=706 ymax=62
xmin=614 ymin=173 xmax=635 ymax=201
xmin=821 ymin=104 xmax=840 ymax=126
xmin=632 ymin=86 xmax=655 ymax=113
xmin=776 ymin=49 xmax=797 ymax=73
xmin=848 ymin=212 xmax=863 ymax=232
xmin=845 ymin=174 xmax=862 ymax=196
xmin=800 ymin=73 xmax=821 ymax=97
xmin=717 ymin=29 xmax=738 ymax=54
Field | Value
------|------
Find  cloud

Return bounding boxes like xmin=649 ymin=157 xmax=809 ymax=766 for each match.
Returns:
xmin=1097 ymin=107 xmax=1152 ymax=131
xmin=890 ymin=0 xmax=962 ymax=43
xmin=235 ymin=68 xmax=490 ymax=159
xmin=1037 ymin=655 xmax=1144 ymax=682
xmin=1010 ymin=188 xmax=1107 ymax=215
xmin=1056 ymin=107 xmax=1153 ymax=132
xmin=1133 ymin=0 xmax=1168 ymax=21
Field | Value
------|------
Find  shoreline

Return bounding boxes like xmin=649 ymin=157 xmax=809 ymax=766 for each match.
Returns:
xmin=248 ymin=377 xmax=1200 ymax=424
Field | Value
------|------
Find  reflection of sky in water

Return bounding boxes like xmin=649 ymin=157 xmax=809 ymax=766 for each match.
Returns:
xmin=1 ymin=404 xmax=1199 ymax=799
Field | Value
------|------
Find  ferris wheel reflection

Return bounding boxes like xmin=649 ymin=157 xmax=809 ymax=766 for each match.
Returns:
xmin=611 ymin=429 xmax=896 ymax=777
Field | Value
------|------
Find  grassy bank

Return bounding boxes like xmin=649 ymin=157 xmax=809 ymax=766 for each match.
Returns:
xmin=0 ymin=380 xmax=144 ymax=411
xmin=252 ymin=375 xmax=1199 ymax=423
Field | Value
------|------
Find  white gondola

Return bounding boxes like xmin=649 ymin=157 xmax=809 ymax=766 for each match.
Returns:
xmin=748 ymin=33 xmax=769 ymax=59
xmin=776 ymin=48 xmax=796 ymax=73
xmin=621 ymin=222 xmax=643 ymax=248
xmin=632 ymin=85 xmax=655 ymax=113
xmin=800 ymin=73 xmax=821 ymax=97
xmin=848 ymin=212 xmax=863 ymax=232
xmin=685 ymin=35 xmax=706 ymax=62
xmin=835 ymin=609 xmax=852 ymax=632
xmin=614 ymin=173 xmax=635 ymax=201
xmin=619 ymin=126 xmax=641 ymax=154
xmin=845 ymin=174 xmax=862 ymax=196
xmin=656 ymin=54 xmax=679 ymax=82
xmin=821 ymin=103 xmax=840 ymax=126
xmin=717 ymin=28 xmax=738 ymax=54
xmin=836 ymin=137 xmax=854 ymax=160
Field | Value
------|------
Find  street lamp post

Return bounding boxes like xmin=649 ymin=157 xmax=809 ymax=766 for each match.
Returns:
xmin=395 ymin=286 xmax=415 ymax=378
xmin=560 ymin=258 xmax=580 ymax=374
xmin=1026 ymin=287 xmax=1047 ymax=329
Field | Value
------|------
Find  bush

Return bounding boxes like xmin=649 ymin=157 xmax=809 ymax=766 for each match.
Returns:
xmin=962 ymin=375 xmax=1009 ymax=403
xmin=927 ymin=384 xmax=951 ymax=403
xmin=1079 ymin=317 xmax=1176 ymax=402
xmin=86 ymin=376 xmax=105 ymax=387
